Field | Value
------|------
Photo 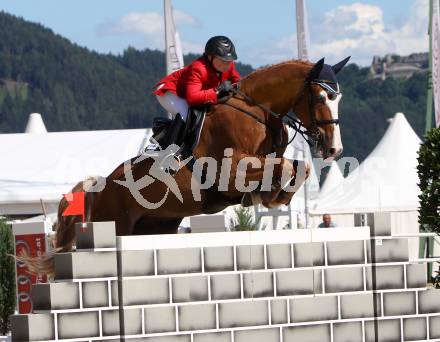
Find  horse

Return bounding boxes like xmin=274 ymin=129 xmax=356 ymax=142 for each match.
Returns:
xmin=22 ymin=56 xmax=350 ymax=275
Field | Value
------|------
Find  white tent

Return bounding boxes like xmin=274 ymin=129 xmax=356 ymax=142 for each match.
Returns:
xmin=312 ymin=112 xmax=421 ymax=214
xmin=24 ymin=113 xmax=47 ymax=134
xmin=318 ymin=161 xmax=344 ymax=200
xmin=0 ymin=127 xmax=152 ymax=215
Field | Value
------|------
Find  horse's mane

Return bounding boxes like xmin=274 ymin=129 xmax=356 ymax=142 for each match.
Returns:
xmin=242 ymin=59 xmax=313 ymax=83
xmin=240 ymin=59 xmax=313 ymax=96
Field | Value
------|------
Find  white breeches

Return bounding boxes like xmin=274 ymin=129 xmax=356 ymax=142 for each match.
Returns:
xmin=156 ymin=91 xmax=189 ymax=121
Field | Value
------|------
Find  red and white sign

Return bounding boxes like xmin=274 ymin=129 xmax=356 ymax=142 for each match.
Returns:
xmin=12 ymin=222 xmax=49 ymax=314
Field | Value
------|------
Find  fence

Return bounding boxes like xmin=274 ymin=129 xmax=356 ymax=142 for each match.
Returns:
xmin=10 ymin=221 xmax=440 ymax=341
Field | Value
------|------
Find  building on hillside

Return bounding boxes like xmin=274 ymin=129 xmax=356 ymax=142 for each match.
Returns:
xmin=369 ymin=53 xmax=428 ymax=80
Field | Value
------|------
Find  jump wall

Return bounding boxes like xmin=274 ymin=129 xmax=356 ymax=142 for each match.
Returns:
xmin=11 ymin=222 xmax=440 ymax=342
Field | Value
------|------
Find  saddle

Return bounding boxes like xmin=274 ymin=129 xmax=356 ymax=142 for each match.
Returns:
xmin=151 ymin=106 xmax=207 ymax=155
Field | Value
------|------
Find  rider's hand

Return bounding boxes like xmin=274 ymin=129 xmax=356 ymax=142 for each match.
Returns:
xmin=216 ymin=80 xmax=234 ymax=94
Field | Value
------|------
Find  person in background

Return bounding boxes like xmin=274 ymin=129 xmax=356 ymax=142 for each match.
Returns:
xmin=318 ymin=213 xmax=337 ymax=228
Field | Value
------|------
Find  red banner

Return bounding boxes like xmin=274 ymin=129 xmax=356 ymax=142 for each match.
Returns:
xmin=15 ymin=234 xmax=47 ymax=314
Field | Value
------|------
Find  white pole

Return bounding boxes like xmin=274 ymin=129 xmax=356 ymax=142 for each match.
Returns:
xmin=164 ymin=0 xmax=184 ymax=75
xmin=295 ymin=0 xmax=310 ymax=60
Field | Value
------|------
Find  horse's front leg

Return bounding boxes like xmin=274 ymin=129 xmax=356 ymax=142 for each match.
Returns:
xmin=226 ymin=150 xmax=304 ymax=208
xmin=265 ymin=159 xmax=310 ymax=208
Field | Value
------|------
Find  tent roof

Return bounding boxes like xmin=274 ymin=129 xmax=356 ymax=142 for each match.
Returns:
xmin=311 ymin=112 xmax=421 ymax=214
xmin=318 ymin=161 xmax=344 ymax=199
xmin=24 ymin=113 xmax=47 ymax=134
xmin=0 ymin=128 xmax=151 ymax=214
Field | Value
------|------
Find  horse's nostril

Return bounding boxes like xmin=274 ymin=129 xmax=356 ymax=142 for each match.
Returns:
xmin=329 ymin=148 xmax=336 ymax=155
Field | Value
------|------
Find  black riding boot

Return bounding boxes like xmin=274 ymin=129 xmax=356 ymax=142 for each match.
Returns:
xmin=163 ymin=113 xmax=185 ymax=149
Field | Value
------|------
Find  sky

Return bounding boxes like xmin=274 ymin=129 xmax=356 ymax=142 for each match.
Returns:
xmin=0 ymin=0 xmax=429 ymax=68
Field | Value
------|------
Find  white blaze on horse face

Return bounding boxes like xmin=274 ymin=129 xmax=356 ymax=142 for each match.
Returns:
xmin=321 ymin=89 xmax=343 ymax=159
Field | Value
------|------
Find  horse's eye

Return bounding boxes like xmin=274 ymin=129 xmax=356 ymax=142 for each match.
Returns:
xmin=327 ymin=92 xmax=339 ymax=101
xmin=317 ymin=93 xmax=326 ymax=103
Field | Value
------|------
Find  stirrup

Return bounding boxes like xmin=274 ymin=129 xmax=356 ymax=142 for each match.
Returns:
xmin=159 ymin=151 xmax=182 ymax=176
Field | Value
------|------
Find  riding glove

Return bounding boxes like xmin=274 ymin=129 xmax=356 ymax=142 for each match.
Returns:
xmin=216 ymin=80 xmax=234 ymax=94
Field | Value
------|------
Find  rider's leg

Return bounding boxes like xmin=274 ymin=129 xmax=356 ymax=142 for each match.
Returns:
xmin=155 ymin=92 xmax=189 ymax=149
xmin=156 ymin=92 xmax=189 ymax=121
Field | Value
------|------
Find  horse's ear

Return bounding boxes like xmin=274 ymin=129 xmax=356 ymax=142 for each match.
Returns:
xmin=309 ymin=58 xmax=325 ymax=80
xmin=332 ymin=56 xmax=351 ymax=74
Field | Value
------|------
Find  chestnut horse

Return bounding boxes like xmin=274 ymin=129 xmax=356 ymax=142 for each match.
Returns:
xmin=24 ymin=57 xmax=350 ymax=275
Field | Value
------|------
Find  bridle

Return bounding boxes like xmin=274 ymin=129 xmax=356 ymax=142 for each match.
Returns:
xmin=221 ymin=76 xmax=341 ymax=150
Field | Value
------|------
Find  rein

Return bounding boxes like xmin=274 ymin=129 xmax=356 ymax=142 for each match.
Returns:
xmin=221 ymin=76 xmax=340 ymax=150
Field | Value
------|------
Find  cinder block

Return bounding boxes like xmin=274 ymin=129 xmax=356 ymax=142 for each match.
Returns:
xmin=369 ymin=212 xmax=392 ymax=236
xmin=210 ymin=274 xmax=241 ymax=300
xmin=325 ymin=267 xmax=363 ymax=293
xmin=271 ymin=299 xmax=287 ymax=324
xmin=145 ymin=306 xmax=176 ymax=333
xmin=333 ymin=322 xmax=363 ymax=342
xmin=243 ymin=272 xmax=273 ymax=298
xmin=133 ymin=335 xmax=191 ymax=342
xmin=82 ymin=281 xmax=109 ymax=308
xmin=75 ymin=221 xmax=116 ymax=249
xmin=290 ymin=296 xmax=338 ymax=323
xmin=429 ymin=315 xmax=440 ymax=339
xmin=11 ymin=314 xmax=54 ymax=342
xmin=340 ymin=293 xmax=381 ymax=319
xmin=403 ymin=317 xmax=427 ymax=341
xmin=419 ymin=289 xmax=440 ymax=314
xmin=266 ymin=244 xmax=292 ymax=269
xmin=203 ymin=246 xmax=234 ymax=272
xmin=383 ymin=291 xmax=416 ymax=316
xmin=55 ymin=251 xmax=117 ymax=279
xmin=365 ymin=319 xmax=401 ymax=342
xmin=112 ymin=278 xmax=169 ymax=306
xmin=327 ymin=240 xmax=365 ymax=265
xmin=119 ymin=250 xmax=155 ymax=276
xmin=179 ymin=303 xmax=216 ymax=331
xmin=236 ymin=245 xmax=265 ymax=270
xmin=102 ymin=308 xmax=142 ymax=336
xmin=219 ymin=300 xmax=268 ymax=328
xmin=283 ymin=324 xmax=331 ymax=342
xmin=172 ymin=275 xmax=208 ymax=303
xmin=366 ymin=265 xmax=404 ymax=290
xmin=406 ymin=263 xmax=426 ymax=288
xmin=157 ymin=248 xmax=202 ymax=275
xmin=276 ymin=269 xmax=322 ymax=296
xmin=367 ymin=238 xmax=408 ymax=263
xmin=293 ymin=242 xmax=325 ymax=267
xmin=194 ymin=332 xmax=231 ymax=342
xmin=58 ymin=311 xmax=99 ymax=339
xmin=234 ymin=328 xmax=279 ymax=342
xmin=32 ymin=282 xmax=79 ymax=310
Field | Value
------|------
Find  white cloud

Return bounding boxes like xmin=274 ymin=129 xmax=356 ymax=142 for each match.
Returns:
xmin=264 ymin=0 xmax=428 ymax=66
xmin=97 ymin=10 xmax=201 ymax=52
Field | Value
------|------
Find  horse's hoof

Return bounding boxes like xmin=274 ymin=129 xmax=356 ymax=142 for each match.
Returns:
xmin=241 ymin=193 xmax=253 ymax=207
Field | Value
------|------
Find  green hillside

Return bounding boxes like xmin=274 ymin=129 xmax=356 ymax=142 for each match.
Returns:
xmin=0 ymin=11 xmax=427 ymax=161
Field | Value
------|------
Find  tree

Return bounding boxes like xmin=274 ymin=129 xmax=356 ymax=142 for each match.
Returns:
xmin=228 ymin=206 xmax=264 ymax=231
xmin=417 ymin=127 xmax=440 ymax=232
xmin=0 ymin=218 xmax=16 ymax=334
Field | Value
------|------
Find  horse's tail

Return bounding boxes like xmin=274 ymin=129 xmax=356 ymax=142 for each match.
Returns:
xmin=16 ymin=176 xmax=99 ymax=276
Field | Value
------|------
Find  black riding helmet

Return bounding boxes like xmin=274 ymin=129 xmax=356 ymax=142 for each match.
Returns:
xmin=204 ymin=36 xmax=237 ymax=61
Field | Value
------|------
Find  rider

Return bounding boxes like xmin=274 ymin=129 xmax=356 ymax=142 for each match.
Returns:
xmin=153 ymin=35 xmax=241 ymax=148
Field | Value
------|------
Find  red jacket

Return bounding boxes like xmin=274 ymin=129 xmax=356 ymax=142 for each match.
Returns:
xmin=154 ymin=56 xmax=241 ymax=106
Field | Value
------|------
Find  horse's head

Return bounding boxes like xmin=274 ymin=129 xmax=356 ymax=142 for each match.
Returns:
xmin=294 ymin=57 xmax=350 ymax=160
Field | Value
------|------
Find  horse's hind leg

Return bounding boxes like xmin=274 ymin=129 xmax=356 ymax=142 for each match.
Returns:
xmin=132 ymin=216 xmax=182 ymax=235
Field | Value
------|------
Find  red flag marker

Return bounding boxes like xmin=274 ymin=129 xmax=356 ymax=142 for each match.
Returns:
xmin=62 ymin=192 xmax=86 ymax=231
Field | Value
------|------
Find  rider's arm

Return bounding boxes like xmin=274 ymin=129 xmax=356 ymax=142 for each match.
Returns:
xmin=186 ymin=65 xmax=218 ymax=106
